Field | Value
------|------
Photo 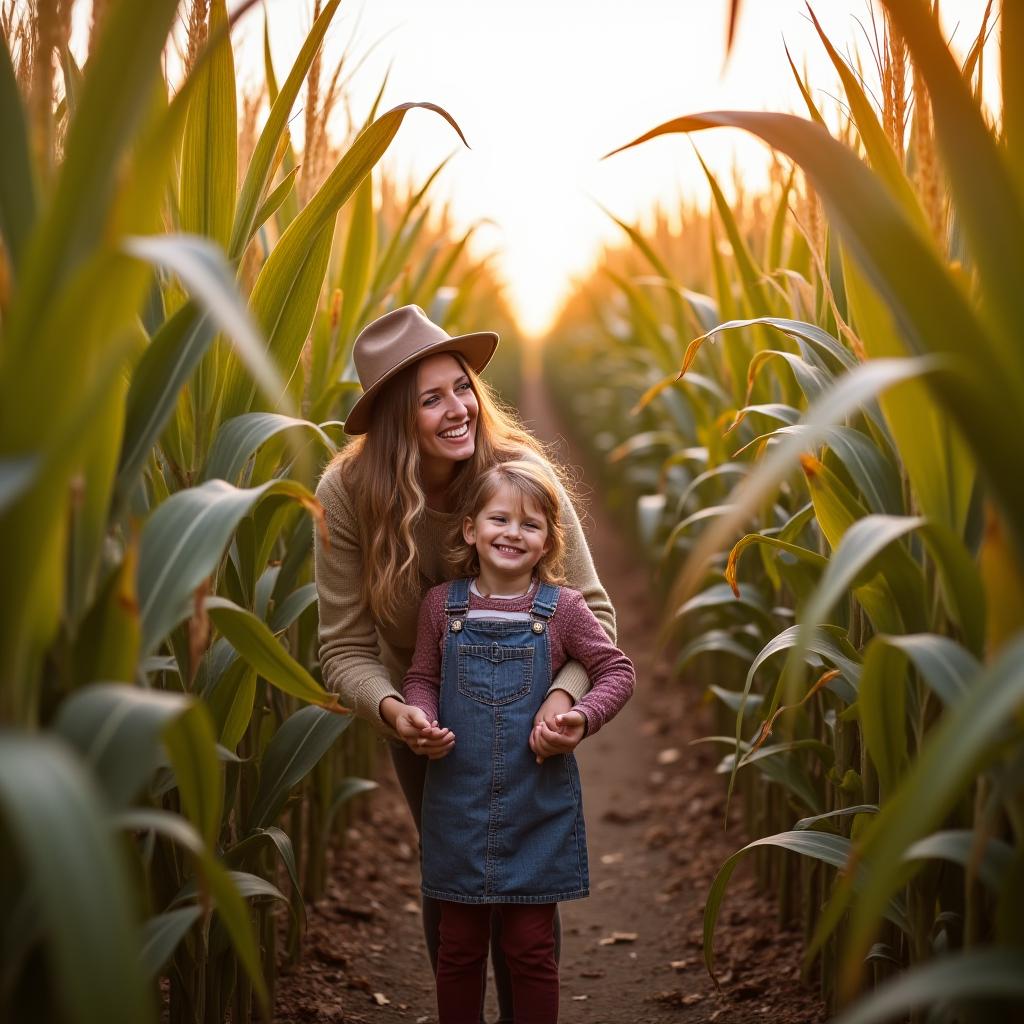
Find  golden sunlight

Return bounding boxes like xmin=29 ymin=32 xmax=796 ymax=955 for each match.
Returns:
xmin=238 ymin=0 xmax=998 ymax=337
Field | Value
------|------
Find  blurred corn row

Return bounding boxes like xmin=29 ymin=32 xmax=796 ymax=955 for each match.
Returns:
xmin=0 ymin=1 xmax=512 ymax=1021
xmin=546 ymin=4 xmax=1024 ymax=1021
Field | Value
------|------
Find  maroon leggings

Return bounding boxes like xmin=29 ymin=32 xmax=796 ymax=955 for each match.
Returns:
xmin=436 ymin=902 xmax=558 ymax=1024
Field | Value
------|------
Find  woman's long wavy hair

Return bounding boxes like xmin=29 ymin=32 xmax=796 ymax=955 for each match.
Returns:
xmin=326 ymin=353 xmax=568 ymax=625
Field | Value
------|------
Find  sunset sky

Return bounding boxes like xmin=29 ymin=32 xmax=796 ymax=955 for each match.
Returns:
xmin=220 ymin=3 xmax=996 ymax=335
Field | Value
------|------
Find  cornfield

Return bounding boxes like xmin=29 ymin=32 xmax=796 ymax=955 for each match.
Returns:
xmin=0 ymin=1 xmax=512 ymax=1021
xmin=547 ymin=2 xmax=1024 ymax=1022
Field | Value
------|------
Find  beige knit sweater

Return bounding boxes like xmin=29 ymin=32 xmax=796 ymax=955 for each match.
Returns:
xmin=313 ymin=457 xmax=616 ymax=740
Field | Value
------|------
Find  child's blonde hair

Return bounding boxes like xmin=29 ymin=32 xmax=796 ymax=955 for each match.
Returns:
xmin=450 ymin=459 xmax=567 ymax=584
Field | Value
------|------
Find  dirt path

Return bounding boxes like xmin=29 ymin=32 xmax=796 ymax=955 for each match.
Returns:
xmin=274 ymin=360 xmax=826 ymax=1023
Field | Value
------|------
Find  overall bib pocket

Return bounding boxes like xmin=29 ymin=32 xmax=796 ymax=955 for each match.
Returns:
xmin=457 ymin=643 xmax=533 ymax=705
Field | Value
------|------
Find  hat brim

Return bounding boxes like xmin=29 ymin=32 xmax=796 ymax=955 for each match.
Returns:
xmin=342 ymin=330 xmax=499 ymax=435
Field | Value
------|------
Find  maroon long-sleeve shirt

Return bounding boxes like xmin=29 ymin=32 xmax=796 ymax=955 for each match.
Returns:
xmin=402 ymin=579 xmax=635 ymax=736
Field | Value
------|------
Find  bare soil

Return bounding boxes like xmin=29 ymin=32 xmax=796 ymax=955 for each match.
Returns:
xmin=273 ymin=371 xmax=827 ymax=1024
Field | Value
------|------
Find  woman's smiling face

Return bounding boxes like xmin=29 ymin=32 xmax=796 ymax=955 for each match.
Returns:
xmin=415 ymin=353 xmax=480 ymax=465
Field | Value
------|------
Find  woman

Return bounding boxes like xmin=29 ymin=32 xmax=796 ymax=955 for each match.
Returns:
xmin=313 ymin=304 xmax=616 ymax=1023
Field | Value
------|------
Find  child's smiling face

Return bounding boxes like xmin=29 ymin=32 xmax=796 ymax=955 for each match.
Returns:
xmin=463 ymin=481 xmax=551 ymax=584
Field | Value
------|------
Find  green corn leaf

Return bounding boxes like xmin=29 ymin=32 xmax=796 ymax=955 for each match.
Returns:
xmin=221 ymin=102 xmax=469 ymax=422
xmin=843 ymin=257 xmax=974 ymax=538
xmin=247 ymin=705 xmax=355 ymax=831
xmin=53 ymin=684 xmax=195 ymax=809
xmin=799 ymin=514 xmax=983 ymax=656
xmin=828 ymin=949 xmax=1024 ymax=1024
xmin=115 ymin=302 xmax=215 ymax=502
xmin=903 ymin=830 xmax=1014 ymax=893
xmin=201 ymin=412 xmax=338 ymax=484
xmin=694 ymin=150 xmax=771 ymax=317
xmin=137 ymin=477 xmax=319 ymax=654
xmin=730 ymin=625 xmax=861 ymax=805
xmin=706 ymin=683 xmax=764 ymax=716
xmin=138 ymin=907 xmax=202 ymax=981
xmin=857 ymin=640 xmax=909 ymax=800
xmin=673 ymin=581 xmax=776 ymax=631
xmin=806 ymin=6 xmax=925 ymax=225
xmin=862 ymin=633 xmax=978 ymax=709
xmin=268 ymin=582 xmax=318 ymax=634
xmin=166 ymin=864 xmax=272 ymax=1011
xmin=725 ymin=533 xmax=828 ymax=594
xmin=174 ymin=868 xmax=288 ymax=908
xmin=70 ymin=540 xmax=140 ymax=685
xmin=162 ymin=702 xmax=223 ymax=847
xmin=880 ymin=0 xmax=1024 ymax=380
xmin=713 ymin=739 xmax=827 ymax=813
xmin=0 ymin=456 xmax=39 ymax=515
xmin=230 ymin=0 xmax=343 ymax=259
xmin=123 ymin=233 xmax=284 ymax=412
xmin=204 ymin=596 xmax=336 ymax=706
xmin=337 ymin=170 xmax=377 ymax=345
xmin=205 ymin=659 xmax=257 ymax=750
xmin=326 ymin=777 xmax=379 ymax=827
xmin=605 ymin=112 xmax=1024 ymax=558
xmin=251 ymin=163 xmax=299 ymax=238
xmin=179 ymin=0 xmax=236 ymax=248
xmin=746 ymin=349 xmax=833 ymax=405
xmin=809 ymin=636 xmax=1024 ymax=996
xmin=7 ymin=0 xmax=178 ymax=345
xmin=0 ymin=34 xmax=37 ymax=270
xmin=702 ymin=830 xmax=907 ymax=987
xmin=794 ymin=805 xmax=878 ymax=831
xmin=0 ymin=734 xmax=154 ymax=1024
xmin=800 ymin=470 xmax=923 ymax=636
xmin=1003 ymin=2 xmax=1024 ymax=202
xmin=225 ymin=825 xmax=305 ymax=928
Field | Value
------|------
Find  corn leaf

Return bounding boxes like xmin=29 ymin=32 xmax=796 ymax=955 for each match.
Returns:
xmin=137 ymin=478 xmax=319 ymax=654
xmin=246 ymin=706 xmax=354 ymax=830
xmin=828 ymin=949 xmax=1024 ymax=1024
xmin=0 ymin=735 xmax=154 ymax=1024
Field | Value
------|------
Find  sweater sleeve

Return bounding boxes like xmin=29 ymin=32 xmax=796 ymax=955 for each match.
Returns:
xmin=558 ymin=591 xmax=635 ymax=737
xmin=401 ymin=589 xmax=444 ymax=723
xmin=545 ymin=467 xmax=617 ymax=703
xmin=313 ymin=468 xmax=404 ymax=738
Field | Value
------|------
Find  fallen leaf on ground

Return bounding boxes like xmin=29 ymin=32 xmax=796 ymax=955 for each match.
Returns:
xmin=600 ymin=851 xmax=624 ymax=864
xmin=372 ymin=992 xmax=390 ymax=1006
xmin=572 ymin=994 xmax=588 ymax=1001
xmin=670 ymin=959 xmax=689 ymax=971
xmin=682 ymin=992 xmax=703 ymax=1005
xmin=598 ymin=931 xmax=639 ymax=945
xmin=580 ymin=969 xmax=605 ymax=979
xmin=657 ymin=747 xmax=681 ymax=765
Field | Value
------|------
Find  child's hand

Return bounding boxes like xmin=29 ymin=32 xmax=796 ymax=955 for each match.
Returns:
xmin=529 ymin=710 xmax=586 ymax=764
xmin=415 ymin=720 xmax=455 ymax=760
xmin=393 ymin=706 xmax=455 ymax=759
xmin=533 ymin=688 xmax=573 ymax=731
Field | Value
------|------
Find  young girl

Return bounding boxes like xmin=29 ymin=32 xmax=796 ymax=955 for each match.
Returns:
xmin=395 ymin=460 xmax=635 ymax=1024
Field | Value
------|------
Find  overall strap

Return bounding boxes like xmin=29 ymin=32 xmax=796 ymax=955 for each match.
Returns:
xmin=529 ymin=581 xmax=561 ymax=621
xmin=444 ymin=577 xmax=472 ymax=617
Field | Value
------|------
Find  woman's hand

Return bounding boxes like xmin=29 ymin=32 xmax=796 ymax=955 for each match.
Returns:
xmin=382 ymin=698 xmax=455 ymax=759
xmin=530 ymin=690 xmax=584 ymax=763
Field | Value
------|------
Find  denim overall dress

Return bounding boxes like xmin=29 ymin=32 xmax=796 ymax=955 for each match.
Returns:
xmin=420 ymin=577 xmax=590 ymax=904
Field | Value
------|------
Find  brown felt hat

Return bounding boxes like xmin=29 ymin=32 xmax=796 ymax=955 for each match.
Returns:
xmin=343 ymin=305 xmax=499 ymax=435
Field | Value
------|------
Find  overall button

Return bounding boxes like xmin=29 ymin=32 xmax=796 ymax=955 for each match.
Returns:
xmin=531 ymin=621 xmax=545 ymax=634
xmin=450 ymin=619 xmax=463 ymax=632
